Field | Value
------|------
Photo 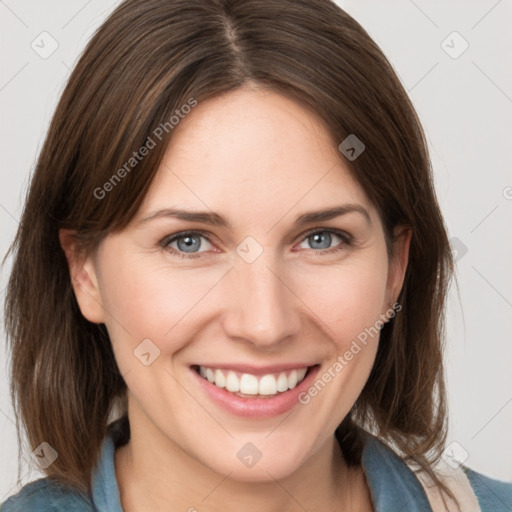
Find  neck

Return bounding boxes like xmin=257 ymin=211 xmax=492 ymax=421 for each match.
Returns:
xmin=114 ymin=401 xmax=372 ymax=511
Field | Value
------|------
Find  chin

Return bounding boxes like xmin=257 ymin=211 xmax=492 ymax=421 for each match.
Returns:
xmin=193 ymin=435 xmax=312 ymax=483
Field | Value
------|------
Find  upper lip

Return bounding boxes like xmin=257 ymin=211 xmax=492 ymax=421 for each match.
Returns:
xmin=192 ymin=363 xmax=318 ymax=376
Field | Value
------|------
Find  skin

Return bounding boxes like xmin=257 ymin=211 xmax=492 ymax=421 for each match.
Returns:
xmin=60 ymin=85 xmax=411 ymax=511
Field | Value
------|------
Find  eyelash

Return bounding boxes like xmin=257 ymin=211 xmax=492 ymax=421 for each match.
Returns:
xmin=160 ymin=228 xmax=353 ymax=260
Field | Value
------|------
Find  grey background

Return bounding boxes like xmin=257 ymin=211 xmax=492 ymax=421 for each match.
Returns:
xmin=1 ymin=0 xmax=511 ymax=500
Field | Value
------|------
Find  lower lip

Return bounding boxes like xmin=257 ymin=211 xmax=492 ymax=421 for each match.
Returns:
xmin=191 ymin=365 xmax=321 ymax=418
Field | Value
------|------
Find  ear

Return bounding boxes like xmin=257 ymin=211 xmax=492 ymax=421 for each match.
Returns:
xmin=385 ymin=225 xmax=412 ymax=306
xmin=59 ymin=228 xmax=106 ymax=324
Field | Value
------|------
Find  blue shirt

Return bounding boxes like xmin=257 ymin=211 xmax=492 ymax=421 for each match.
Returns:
xmin=1 ymin=430 xmax=511 ymax=511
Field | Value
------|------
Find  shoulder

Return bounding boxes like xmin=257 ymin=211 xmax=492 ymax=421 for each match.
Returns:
xmin=463 ymin=466 xmax=512 ymax=511
xmin=0 ymin=478 xmax=94 ymax=512
xmin=360 ymin=431 xmax=432 ymax=510
xmin=360 ymin=431 xmax=512 ymax=511
xmin=1 ymin=424 xmax=126 ymax=512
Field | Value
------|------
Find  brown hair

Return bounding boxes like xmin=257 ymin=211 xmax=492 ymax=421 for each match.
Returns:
xmin=3 ymin=0 xmax=458 ymax=507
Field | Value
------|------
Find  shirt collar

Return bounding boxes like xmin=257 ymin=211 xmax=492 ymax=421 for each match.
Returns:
xmin=360 ymin=430 xmax=431 ymax=511
xmin=91 ymin=431 xmax=124 ymax=512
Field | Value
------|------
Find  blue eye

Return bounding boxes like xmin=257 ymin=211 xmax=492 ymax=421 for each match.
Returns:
xmin=297 ymin=229 xmax=350 ymax=254
xmin=162 ymin=231 xmax=213 ymax=259
xmin=160 ymin=228 xmax=352 ymax=259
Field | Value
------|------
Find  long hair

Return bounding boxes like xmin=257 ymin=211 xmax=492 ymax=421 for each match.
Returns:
xmin=3 ymin=0 xmax=457 ymax=507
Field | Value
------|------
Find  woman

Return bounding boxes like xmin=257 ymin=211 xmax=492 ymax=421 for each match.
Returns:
xmin=2 ymin=0 xmax=511 ymax=510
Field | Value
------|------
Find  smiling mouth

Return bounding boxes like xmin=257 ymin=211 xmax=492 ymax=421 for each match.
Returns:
xmin=191 ymin=364 xmax=316 ymax=398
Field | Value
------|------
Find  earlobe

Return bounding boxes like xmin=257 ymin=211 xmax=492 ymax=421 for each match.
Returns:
xmin=58 ymin=228 xmax=105 ymax=324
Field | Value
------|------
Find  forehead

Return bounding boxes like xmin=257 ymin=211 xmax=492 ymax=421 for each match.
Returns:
xmin=138 ymin=87 xmax=375 ymax=224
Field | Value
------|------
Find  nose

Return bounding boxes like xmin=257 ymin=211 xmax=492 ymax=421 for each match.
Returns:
xmin=221 ymin=251 xmax=302 ymax=348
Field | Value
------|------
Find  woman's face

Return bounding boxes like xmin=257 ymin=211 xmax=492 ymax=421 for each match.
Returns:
xmin=64 ymin=86 xmax=410 ymax=481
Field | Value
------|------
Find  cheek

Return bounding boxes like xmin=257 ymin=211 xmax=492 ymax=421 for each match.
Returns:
xmin=98 ymin=253 xmax=221 ymax=350
xmin=291 ymin=259 xmax=388 ymax=422
xmin=99 ymin=244 xmax=389 ymax=364
xmin=293 ymin=255 xmax=389 ymax=346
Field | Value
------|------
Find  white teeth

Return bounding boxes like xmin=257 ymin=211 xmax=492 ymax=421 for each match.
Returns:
xmin=259 ymin=374 xmax=277 ymax=395
xmin=214 ymin=369 xmax=226 ymax=388
xmin=297 ymin=367 xmax=307 ymax=382
xmin=197 ymin=365 xmax=311 ymax=396
xmin=288 ymin=369 xmax=298 ymax=389
xmin=240 ymin=374 xmax=259 ymax=395
xmin=225 ymin=371 xmax=240 ymax=392
xmin=276 ymin=372 xmax=289 ymax=392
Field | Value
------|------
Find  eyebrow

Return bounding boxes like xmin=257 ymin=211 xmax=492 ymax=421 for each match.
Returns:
xmin=138 ymin=203 xmax=372 ymax=229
